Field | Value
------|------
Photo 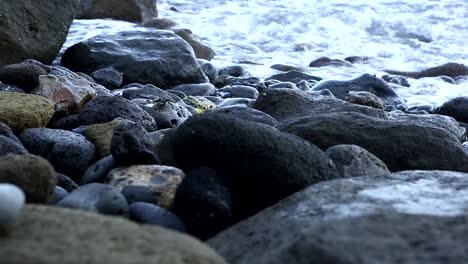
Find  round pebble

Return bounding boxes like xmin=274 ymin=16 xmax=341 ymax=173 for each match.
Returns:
xmin=0 ymin=183 xmax=25 ymax=224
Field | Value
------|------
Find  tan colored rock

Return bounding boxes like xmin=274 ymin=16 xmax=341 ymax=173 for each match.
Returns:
xmin=85 ymin=119 xmax=124 ymax=157
xmin=345 ymin=91 xmax=385 ymax=109
xmin=107 ymin=165 xmax=185 ymax=208
xmin=174 ymin=29 xmax=216 ymax=61
xmin=36 ymin=67 xmax=99 ymax=114
xmin=0 ymin=154 xmax=56 ymax=204
xmin=0 ymin=204 xmax=227 ymax=264
xmin=0 ymin=92 xmax=55 ymax=132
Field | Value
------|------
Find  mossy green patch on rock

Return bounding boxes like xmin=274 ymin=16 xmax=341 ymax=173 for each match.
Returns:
xmin=0 ymin=92 xmax=54 ymax=132
xmin=85 ymin=118 xmax=124 ymax=157
xmin=0 ymin=154 xmax=56 ymax=203
xmin=0 ymin=205 xmax=227 ymax=264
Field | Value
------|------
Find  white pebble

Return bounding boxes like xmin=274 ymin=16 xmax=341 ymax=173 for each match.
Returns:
xmin=0 ymin=184 xmax=25 ymax=224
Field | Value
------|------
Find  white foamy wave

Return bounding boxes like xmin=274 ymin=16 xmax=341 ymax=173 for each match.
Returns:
xmin=62 ymin=0 xmax=468 ymax=106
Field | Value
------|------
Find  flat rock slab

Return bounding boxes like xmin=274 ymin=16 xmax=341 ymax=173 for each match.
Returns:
xmin=208 ymin=170 xmax=468 ymax=264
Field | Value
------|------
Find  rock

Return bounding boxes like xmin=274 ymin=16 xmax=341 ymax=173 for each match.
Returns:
xmin=0 ymin=63 xmax=47 ymax=91
xmin=344 ymin=56 xmax=371 ymax=64
xmin=129 ymin=202 xmax=186 ymax=232
xmin=198 ymin=60 xmax=218 ymax=83
xmin=312 ymin=73 xmax=403 ymax=106
xmin=77 ymin=96 xmax=157 ymax=131
xmin=173 ymin=167 xmax=232 ymax=239
xmin=56 ymin=173 xmax=79 ymax=193
xmin=19 ymin=128 xmax=97 ymax=180
xmin=78 ymin=0 xmax=157 ymax=23
xmin=85 ymin=119 xmax=125 ymax=157
xmin=0 ymin=0 xmax=79 ymax=66
xmin=267 ymin=81 xmax=297 ymax=90
xmin=0 ymin=204 xmax=227 ymax=264
xmin=345 ymin=91 xmax=385 ymax=109
xmin=0 ymin=83 xmax=24 ymax=93
xmin=0 ymin=92 xmax=55 ymax=132
xmin=325 ymin=144 xmax=390 ymax=178
xmin=0 ymin=154 xmax=56 ymax=203
xmin=49 ymin=186 xmax=69 ymax=205
xmin=0 ymin=129 xmax=28 ymax=156
xmin=434 ymin=96 xmax=468 ymax=123
xmin=142 ymin=18 xmax=178 ymax=29
xmin=169 ymin=83 xmax=216 ymax=96
xmin=385 ymin=62 xmax=468 ymax=79
xmin=136 ymin=100 xmax=192 ymax=129
xmin=279 ymin=112 xmax=468 ymax=172
xmin=111 ymin=121 xmax=160 ymax=166
xmin=217 ymin=98 xmax=253 ymax=108
xmin=49 ymin=114 xmax=81 ymax=130
xmin=57 ymin=183 xmax=128 ymax=217
xmin=183 ymin=96 xmax=216 ymax=113
xmin=35 ymin=66 xmax=99 ymax=115
xmin=0 ymin=183 xmax=25 ymax=224
xmin=265 ymin=70 xmax=322 ymax=84
xmin=80 ymin=155 xmax=116 ymax=185
xmin=218 ymin=66 xmax=251 ymax=77
xmin=270 ymin=64 xmax=305 ymax=72
xmin=61 ymin=30 xmax=208 ymax=88
xmin=121 ymin=84 xmax=181 ymax=102
xmin=106 ymin=165 xmax=184 ymax=209
xmin=381 ymin=74 xmax=410 ymax=87
xmin=309 ymin=56 xmax=353 ymax=67
xmin=253 ymin=88 xmax=386 ymax=122
xmin=164 ymin=113 xmax=340 ymax=219
xmin=217 ymin=85 xmax=259 ymax=99
xmin=207 ymin=106 xmax=278 ymax=126
xmin=208 ymin=170 xmax=468 ymax=264
xmin=173 ymin=29 xmax=216 ymax=61
xmin=122 ymin=185 xmax=156 ymax=204
xmin=90 ymin=67 xmax=123 ymax=90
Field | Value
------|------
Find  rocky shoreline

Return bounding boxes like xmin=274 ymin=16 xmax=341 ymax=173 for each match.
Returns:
xmin=1 ymin=1 xmax=468 ymax=263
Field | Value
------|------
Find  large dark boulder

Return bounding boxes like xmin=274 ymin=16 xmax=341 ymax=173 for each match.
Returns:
xmin=78 ymin=0 xmax=157 ymax=23
xmin=61 ymin=30 xmax=208 ymax=88
xmin=385 ymin=62 xmax=468 ymax=79
xmin=208 ymin=170 xmax=468 ymax=264
xmin=253 ymin=88 xmax=386 ymax=122
xmin=0 ymin=0 xmax=80 ymax=66
xmin=434 ymin=96 xmax=468 ymax=123
xmin=312 ymin=73 xmax=404 ymax=106
xmin=163 ymin=113 xmax=340 ymax=219
xmin=279 ymin=112 xmax=468 ymax=172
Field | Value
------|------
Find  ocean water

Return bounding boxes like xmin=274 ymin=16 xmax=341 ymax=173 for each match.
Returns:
xmin=63 ymin=0 xmax=468 ymax=107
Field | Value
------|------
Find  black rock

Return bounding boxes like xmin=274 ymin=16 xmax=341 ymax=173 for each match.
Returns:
xmin=122 ymin=185 xmax=156 ymax=204
xmin=279 ymin=112 xmax=468 ymax=172
xmin=208 ymin=170 xmax=468 ymax=264
xmin=381 ymin=74 xmax=410 ymax=87
xmin=48 ymin=114 xmax=81 ymax=130
xmin=0 ymin=63 xmax=47 ymax=92
xmin=169 ymin=83 xmax=216 ymax=96
xmin=434 ymin=96 xmax=468 ymax=123
xmin=57 ymin=183 xmax=129 ymax=217
xmin=198 ymin=59 xmax=218 ymax=83
xmin=130 ymin=202 xmax=187 ymax=232
xmin=265 ymin=70 xmax=322 ymax=84
xmin=137 ymin=100 xmax=192 ymax=129
xmin=385 ymin=62 xmax=468 ymax=79
xmin=111 ymin=120 xmax=160 ymax=166
xmin=0 ymin=122 xmax=28 ymax=156
xmin=56 ymin=173 xmax=79 ymax=192
xmin=309 ymin=56 xmax=352 ymax=68
xmin=217 ymin=85 xmax=259 ymax=99
xmin=80 ymin=155 xmax=116 ymax=185
xmin=164 ymin=113 xmax=340 ymax=219
xmin=121 ymin=84 xmax=181 ymax=102
xmin=218 ymin=65 xmax=250 ymax=77
xmin=77 ymin=96 xmax=157 ymax=131
xmin=253 ymin=88 xmax=386 ymax=122
xmin=173 ymin=167 xmax=232 ymax=239
xmin=90 ymin=67 xmax=123 ymax=90
xmin=312 ymin=73 xmax=404 ymax=106
xmin=61 ymin=30 xmax=208 ymax=88
xmin=267 ymin=81 xmax=297 ymax=90
xmin=19 ymin=128 xmax=97 ymax=180
xmin=207 ymin=106 xmax=278 ymax=126
xmin=49 ymin=186 xmax=69 ymax=205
